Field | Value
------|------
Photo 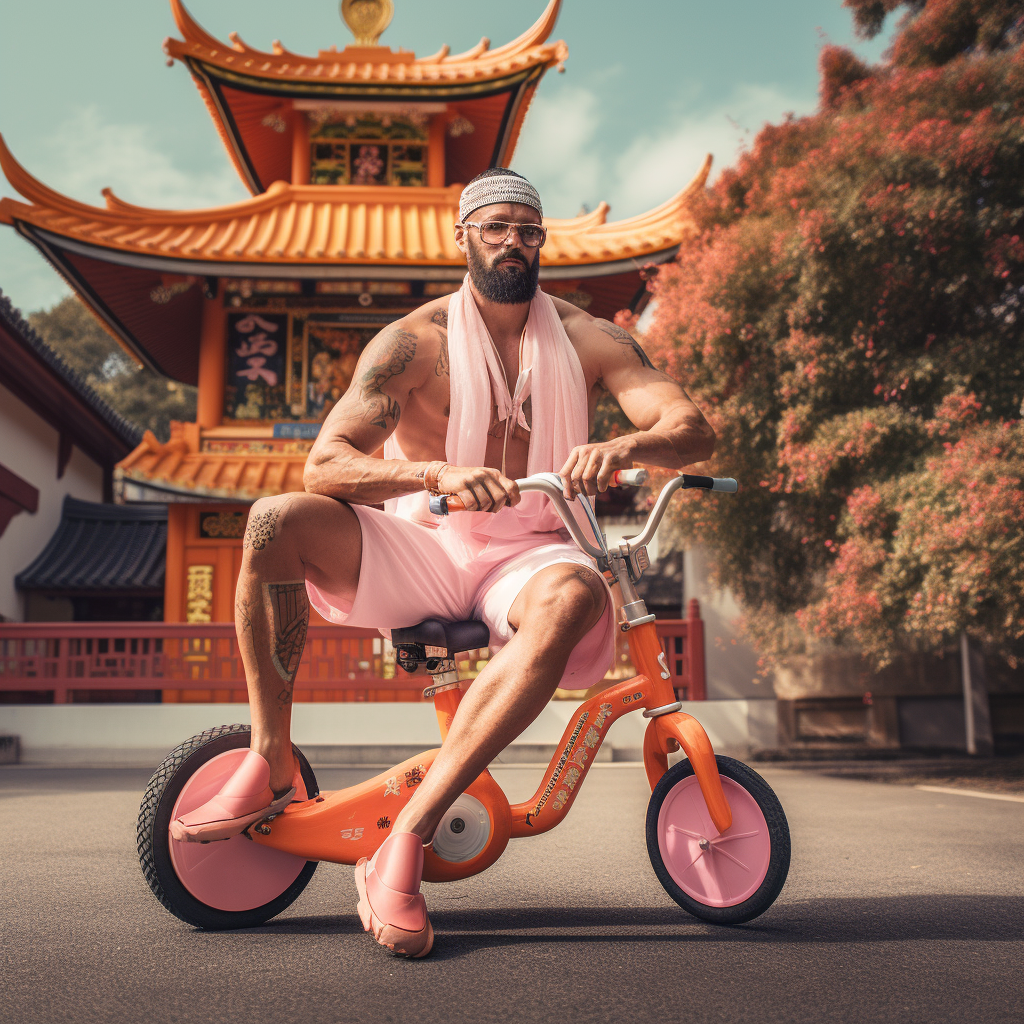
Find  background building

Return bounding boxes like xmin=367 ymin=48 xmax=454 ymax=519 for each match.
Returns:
xmin=0 ymin=291 xmax=143 ymax=624
xmin=0 ymin=0 xmax=714 ymax=707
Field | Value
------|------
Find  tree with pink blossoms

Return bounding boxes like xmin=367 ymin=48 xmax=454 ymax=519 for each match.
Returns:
xmin=643 ymin=0 xmax=1024 ymax=668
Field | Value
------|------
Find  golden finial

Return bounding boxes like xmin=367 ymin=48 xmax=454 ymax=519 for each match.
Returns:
xmin=341 ymin=0 xmax=394 ymax=46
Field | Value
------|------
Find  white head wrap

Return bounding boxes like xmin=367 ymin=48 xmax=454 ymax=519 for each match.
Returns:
xmin=459 ymin=171 xmax=543 ymax=222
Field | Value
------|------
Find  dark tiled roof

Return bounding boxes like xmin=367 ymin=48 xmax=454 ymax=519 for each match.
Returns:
xmin=16 ymin=496 xmax=166 ymax=592
xmin=0 ymin=289 xmax=144 ymax=449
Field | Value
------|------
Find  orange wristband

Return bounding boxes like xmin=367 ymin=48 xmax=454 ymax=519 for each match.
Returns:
xmin=424 ymin=461 xmax=450 ymax=495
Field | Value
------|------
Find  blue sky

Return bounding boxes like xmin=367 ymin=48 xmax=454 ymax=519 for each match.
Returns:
xmin=0 ymin=1 xmax=895 ymax=314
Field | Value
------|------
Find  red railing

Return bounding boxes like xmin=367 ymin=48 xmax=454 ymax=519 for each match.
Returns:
xmin=657 ymin=599 xmax=706 ymax=701
xmin=0 ymin=604 xmax=705 ymax=703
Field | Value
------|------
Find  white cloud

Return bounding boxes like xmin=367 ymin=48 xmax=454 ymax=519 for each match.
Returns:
xmin=514 ymin=82 xmax=809 ymax=222
xmin=0 ymin=107 xmax=248 ymax=312
xmin=40 ymin=107 xmax=247 ymax=210
xmin=0 ymin=231 xmax=69 ymax=314
xmin=512 ymin=85 xmax=603 ymax=218
xmin=610 ymin=84 xmax=805 ymax=218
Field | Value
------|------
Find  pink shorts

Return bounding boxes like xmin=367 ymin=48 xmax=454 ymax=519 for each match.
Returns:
xmin=305 ymin=504 xmax=615 ymax=691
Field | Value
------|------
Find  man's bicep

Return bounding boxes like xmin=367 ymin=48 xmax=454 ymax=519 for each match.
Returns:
xmin=590 ymin=318 xmax=690 ymax=429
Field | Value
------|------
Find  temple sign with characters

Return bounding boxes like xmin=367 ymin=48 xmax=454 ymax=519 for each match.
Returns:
xmin=0 ymin=0 xmax=710 ymax=702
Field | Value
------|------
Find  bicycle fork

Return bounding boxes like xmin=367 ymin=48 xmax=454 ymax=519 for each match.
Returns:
xmin=615 ymin=555 xmax=734 ymax=836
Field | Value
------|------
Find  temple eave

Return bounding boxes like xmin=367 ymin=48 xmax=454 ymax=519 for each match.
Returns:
xmin=12 ymin=221 xmax=690 ymax=277
xmin=115 ymin=432 xmax=307 ymax=505
xmin=179 ymin=56 xmax=553 ymax=99
xmin=166 ymin=0 xmax=566 ymax=87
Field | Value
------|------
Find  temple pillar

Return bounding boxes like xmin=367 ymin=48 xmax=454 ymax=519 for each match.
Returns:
xmin=196 ymin=289 xmax=226 ymax=429
xmin=428 ymin=115 xmax=446 ymax=187
xmin=292 ymin=110 xmax=310 ymax=185
xmin=162 ymin=504 xmax=188 ymax=703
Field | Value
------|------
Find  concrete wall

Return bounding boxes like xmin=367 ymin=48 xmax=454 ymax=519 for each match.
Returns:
xmin=683 ymin=546 xmax=768 ymax=700
xmin=0 ymin=699 xmax=778 ymax=768
xmin=0 ymin=380 xmax=104 ymax=621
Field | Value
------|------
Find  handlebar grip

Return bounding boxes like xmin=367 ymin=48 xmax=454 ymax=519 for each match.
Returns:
xmin=681 ymin=475 xmax=739 ymax=492
xmin=610 ymin=468 xmax=648 ymax=487
xmin=428 ymin=494 xmax=467 ymax=515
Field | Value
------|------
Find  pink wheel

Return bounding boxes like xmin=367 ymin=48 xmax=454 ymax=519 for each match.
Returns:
xmin=647 ymin=755 xmax=790 ymax=924
xmin=169 ymin=748 xmax=310 ymax=912
xmin=138 ymin=725 xmax=319 ymax=930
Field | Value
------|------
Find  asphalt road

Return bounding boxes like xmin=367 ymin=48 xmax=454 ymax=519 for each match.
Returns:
xmin=1 ymin=760 xmax=1022 ymax=1024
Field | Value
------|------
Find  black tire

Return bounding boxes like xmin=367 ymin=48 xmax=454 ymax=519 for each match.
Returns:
xmin=646 ymin=755 xmax=790 ymax=925
xmin=136 ymin=724 xmax=319 ymax=930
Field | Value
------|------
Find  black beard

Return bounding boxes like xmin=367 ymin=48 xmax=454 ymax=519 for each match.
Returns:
xmin=467 ymin=241 xmax=540 ymax=305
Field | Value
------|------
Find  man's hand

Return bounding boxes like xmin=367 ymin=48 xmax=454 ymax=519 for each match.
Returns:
xmin=440 ymin=466 xmax=521 ymax=512
xmin=559 ymin=438 xmax=635 ymax=500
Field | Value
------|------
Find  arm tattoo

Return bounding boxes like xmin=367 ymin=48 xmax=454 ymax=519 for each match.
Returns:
xmin=263 ymin=581 xmax=309 ymax=706
xmin=596 ymin=319 xmax=676 ymax=382
xmin=596 ymin=320 xmax=657 ymax=369
xmin=435 ymin=333 xmax=449 ymax=378
xmin=432 ymin=309 xmax=449 ymax=378
xmin=359 ymin=328 xmax=417 ymax=430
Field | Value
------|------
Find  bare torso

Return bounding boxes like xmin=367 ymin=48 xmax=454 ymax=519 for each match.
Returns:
xmin=305 ymin=275 xmax=711 ymax=510
xmin=388 ymin=293 xmax=605 ymax=479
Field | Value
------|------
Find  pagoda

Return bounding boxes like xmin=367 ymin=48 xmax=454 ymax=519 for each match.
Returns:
xmin=0 ymin=0 xmax=709 ymax=640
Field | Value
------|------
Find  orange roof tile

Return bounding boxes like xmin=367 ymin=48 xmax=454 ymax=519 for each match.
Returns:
xmin=0 ymin=135 xmax=711 ymax=272
xmin=164 ymin=0 xmax=568 ymax=90
xmin=115 ymin=427 xmax=307 ymax=503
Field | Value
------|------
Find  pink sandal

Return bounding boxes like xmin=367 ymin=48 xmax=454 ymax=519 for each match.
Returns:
xmin=355 ymin=832 xmax=434 ymax=958
xmin=169 ymin=750 xmax=297 ymax=843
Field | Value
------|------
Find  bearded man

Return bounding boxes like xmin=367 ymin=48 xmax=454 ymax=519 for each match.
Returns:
xmin=171 ymin=167 xmax=715 ymax=956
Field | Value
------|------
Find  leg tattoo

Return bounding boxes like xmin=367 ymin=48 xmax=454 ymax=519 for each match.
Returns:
xmin=263 ymin=581 xmax=309 ymax=707
xmin=235 ymin=596 xmax=256 ymax=647
xmin=244 ymin=502 xmax=288 ymax=550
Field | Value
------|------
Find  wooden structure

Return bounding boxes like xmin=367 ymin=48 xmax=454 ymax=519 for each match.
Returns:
xmin=0 ymin=1 xmax=709 ymax=695
xmin=0 ymin=609 xmax=706 ymax=704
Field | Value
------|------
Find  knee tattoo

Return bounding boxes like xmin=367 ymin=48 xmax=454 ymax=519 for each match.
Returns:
xmin=243 ymin=498 xmax=294 ymax=552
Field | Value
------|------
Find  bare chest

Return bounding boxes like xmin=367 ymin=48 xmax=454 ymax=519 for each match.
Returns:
xmin=395 ymin=328 xmax=599 ymax=475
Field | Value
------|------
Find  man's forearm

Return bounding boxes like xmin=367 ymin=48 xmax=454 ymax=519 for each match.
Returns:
xmin=303 ymin=444 xmax=432 ymax=504
xmin=622 ymin=413 xmax=715 ymax=469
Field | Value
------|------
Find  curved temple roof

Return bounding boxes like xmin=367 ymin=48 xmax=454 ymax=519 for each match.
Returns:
xmin=164 ymin=0 xmax=568 ymax=88
xmin=15 ymin=496 xmax=166 ymax=593
xmin=0 ymin=136 xmax=711 ymax=273
xmin=115 ymin=427 xmax=308 ymax=504
xmin=164 ymin=0 xmax=569 ymax=192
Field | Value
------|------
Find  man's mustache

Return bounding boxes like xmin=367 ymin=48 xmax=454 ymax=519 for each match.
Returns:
xmin=491 ymin=248 xmax=530 ymax=270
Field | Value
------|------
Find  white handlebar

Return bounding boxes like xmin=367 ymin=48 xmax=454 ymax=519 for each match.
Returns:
xmin=430 ymin=471 xmax=737 ymax=564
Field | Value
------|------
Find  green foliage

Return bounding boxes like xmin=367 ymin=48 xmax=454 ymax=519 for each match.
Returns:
xmin=28 ymin=296 xmax=195 ymax=442
xmin=645 ymin=0 xmax=1024 ymax=667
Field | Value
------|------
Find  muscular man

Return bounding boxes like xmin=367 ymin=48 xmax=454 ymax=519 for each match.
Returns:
xmin=171 ymin=168 xmax=715 ymax=956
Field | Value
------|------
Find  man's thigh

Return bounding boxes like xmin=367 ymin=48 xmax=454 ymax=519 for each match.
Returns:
xmin=305 ymin=503 xmax=476 ymax=629
xmin=505 ymin=561 xmax=608 ymax=640
xmin=248 ymin=492 xmax=363 ymax=600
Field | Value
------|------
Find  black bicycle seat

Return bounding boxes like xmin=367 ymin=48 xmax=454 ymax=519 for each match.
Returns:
xmin=390 ymin=618 xmax=490 ymax=657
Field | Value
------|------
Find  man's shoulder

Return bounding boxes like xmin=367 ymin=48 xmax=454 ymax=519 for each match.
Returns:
xmin=399 ymin=294 xmax=453 ymax=334
xmin=368 ymin=296 xmax=451 ymax=389
xmin=548 ymin=293 xmax=603 ymax=348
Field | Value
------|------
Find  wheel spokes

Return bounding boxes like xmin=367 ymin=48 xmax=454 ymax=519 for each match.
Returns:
xmin=667 ymin=825 xmax=703 ymax=840
xmin=716 ymin=830 xmax=760 ymax=843
xmin=708 ymin=843 xmax=749 ymax=872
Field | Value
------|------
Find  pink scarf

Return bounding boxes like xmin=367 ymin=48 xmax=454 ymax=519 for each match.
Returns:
xmin=385 ymin=277 xmax=590 ymax=541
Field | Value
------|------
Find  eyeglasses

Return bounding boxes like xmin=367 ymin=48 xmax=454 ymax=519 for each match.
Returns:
xmin=462 ymin=220 xmax=547 ymax=248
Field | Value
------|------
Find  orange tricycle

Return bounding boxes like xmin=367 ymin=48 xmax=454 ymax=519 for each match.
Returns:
xmin=137 ymin=471 xmax=790 ymax=930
